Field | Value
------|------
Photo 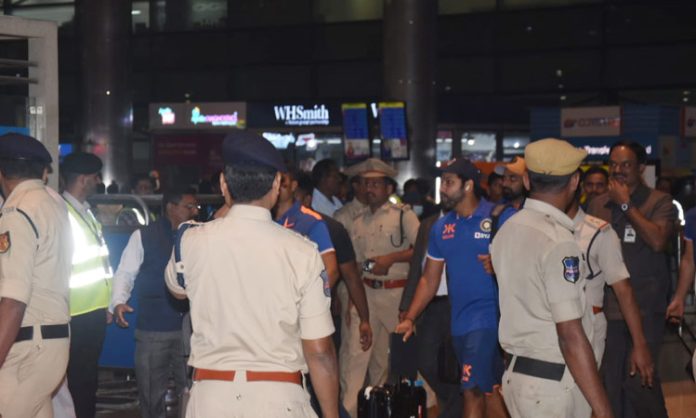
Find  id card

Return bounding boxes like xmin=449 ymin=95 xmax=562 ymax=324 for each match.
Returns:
xmin=624 ymin=224 xmax=636 ymax=243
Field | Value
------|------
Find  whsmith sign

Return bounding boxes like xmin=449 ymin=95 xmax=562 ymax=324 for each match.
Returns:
xmin=149 ymin=102 xmax=247 ymax=130
xmin=273 ymin=104 xmax=330 ymax=126
xmin=248 ymin=102 xmax=341 ymax=128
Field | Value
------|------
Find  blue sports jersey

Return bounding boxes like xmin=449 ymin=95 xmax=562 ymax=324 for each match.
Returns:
xmin=276 ymin=201 xmax=335 ymax=254
xmin=426 ymin=199 xmax=515 ymax=336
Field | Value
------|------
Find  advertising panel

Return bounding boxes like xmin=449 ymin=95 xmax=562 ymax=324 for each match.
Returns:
xmin=342 ymin=103 xmax=370 ymax=161
xmin=149 ymin=102 xmax=246 ymax=130
xmin=682 ymin=106 xmax=696 ymax=138
xmin=560 ymin=106 xmax=621 ymax=137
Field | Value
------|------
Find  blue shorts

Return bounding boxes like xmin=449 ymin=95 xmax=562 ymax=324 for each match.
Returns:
xmin=451 ymin=328 xmax=503 ymax=393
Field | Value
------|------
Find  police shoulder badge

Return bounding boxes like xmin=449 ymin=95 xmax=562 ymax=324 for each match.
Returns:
xmin=0 ymin=231 xmax=10 ymax=253
xmin=321 ymin=270 xmax=331 ymax=297
xmin=562 ymin=256 xmax=580 ymax=283
xmin=480 ymin=218 xmax=492 ymax=233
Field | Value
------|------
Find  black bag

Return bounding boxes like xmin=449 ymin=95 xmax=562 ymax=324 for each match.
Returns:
xmin=358 ymin=385 xmax=394 ymax=418
xmin=389 ymin=333 xmax=418 ymax=382
xmin=392 ymin=379 xmax=427 ymax=418
xmin=437 ymin=336 xmax=460 ymax=384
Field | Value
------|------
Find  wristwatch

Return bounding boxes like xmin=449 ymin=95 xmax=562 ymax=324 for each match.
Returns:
xmin=620 ymin=202 xmax=631 ymax=212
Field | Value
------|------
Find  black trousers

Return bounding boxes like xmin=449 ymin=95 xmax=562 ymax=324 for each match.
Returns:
xmin=67 ymin=308 xmax=107 ymax=418
xmin=416 ymin=297 xmax=462 ymax=418
xmin=602 ymin=315 xmax=668 ymax=418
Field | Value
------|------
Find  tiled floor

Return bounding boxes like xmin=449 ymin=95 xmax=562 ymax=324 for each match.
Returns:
xmin=664 ymin=380 xmax=696 ymax=418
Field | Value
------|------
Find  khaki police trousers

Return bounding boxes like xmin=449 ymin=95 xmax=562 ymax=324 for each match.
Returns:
xmin=0 ymin=337 xmax=69 ymax=418
xmin=185 ymin=378 xmax=317 ymax=418
xmin=501 ymin=356 xmax=591 ymax=418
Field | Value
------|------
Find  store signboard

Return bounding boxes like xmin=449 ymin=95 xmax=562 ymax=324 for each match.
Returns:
xmin=247 ymin=102 xmax=341 ymax=128
xmin=682 ymin=107 xmax=696 ymax=137
xmin=342 ymin=103 xmax=370 ymax=160
xmin=378 ymin=102 xmax=409 ymax=161
xmin=560 ymin=106 xmax=621 ymax=137
xmin=149 ymin=102 xmax=247 ymax=130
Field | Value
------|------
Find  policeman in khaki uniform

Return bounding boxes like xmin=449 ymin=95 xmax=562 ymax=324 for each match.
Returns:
xmin=165 ymin=131 xmax=339 ymax=418
xmin=490 ymin=138 xmax=613 ymax=418
xmin=340 ymin=158 xmax=420 ymax=417
xmin=0 ymin=133 xmax=73 ymax=418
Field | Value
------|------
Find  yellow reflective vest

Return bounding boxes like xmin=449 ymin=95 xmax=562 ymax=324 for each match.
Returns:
xmin=65 ymin=200 xmax=112 ymax=316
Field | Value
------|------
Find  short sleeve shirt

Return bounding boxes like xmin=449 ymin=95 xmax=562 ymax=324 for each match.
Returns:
xmin=321 ymin=215 xmax=356 ymax=265
xmin=277 ymin=201 xmax=335 ymax=254
xmin=491 ymin=198 xmax=590 ymax=363
xmin=426 ymin=199 xmax=515 ymax=336
xmin=165 ymin=204 xmax=334 ymax=373
xmin=0 ymin=180 xmax=72 ymax=326
xmin=351 ymin=203 xmax=420 ymax=281
xmin=334 ymin=199 xmax=368 ymax=235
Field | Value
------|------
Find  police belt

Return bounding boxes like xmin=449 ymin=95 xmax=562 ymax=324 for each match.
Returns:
xmin=15 ymin=324 xmax=70 ymax=343
xmin=363 ymin=277 xmax=407 ymax=289
xmin=509 ymin=355 xmax=566 ymax=381
xmin=193 ymin=369 xmax=303 ymax=386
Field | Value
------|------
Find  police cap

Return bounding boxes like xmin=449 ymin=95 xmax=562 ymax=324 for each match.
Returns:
xmin=525 ymin=138 xmax=587 ymax=176
xmin=348 ymin=158 xmax=397 ymax=179
xmin=439 ymin=158 xmax=481 ymax=185
xmin=0 ymin=133 xmax=52 ymax=164
xmin=61 ymin=152 xmax=103 ymax=175
xmin=222 ymin=131 xmax=285 ymax=172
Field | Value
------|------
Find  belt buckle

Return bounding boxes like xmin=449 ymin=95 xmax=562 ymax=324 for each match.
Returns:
xmin=373 ymin=280 xmax=383 ymax=289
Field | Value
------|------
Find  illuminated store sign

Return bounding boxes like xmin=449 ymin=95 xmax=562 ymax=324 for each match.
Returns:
xmin=149 ymin=102 xmax=246 ymax=130
xmin=561 ymin=106 xmax=621 ymax=137
xmin=273 ymin=104 xmax=330 ymax=126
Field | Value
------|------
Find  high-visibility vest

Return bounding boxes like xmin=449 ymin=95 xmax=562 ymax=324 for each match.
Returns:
xmin=65 ymin=201 xmax=112 ymax=316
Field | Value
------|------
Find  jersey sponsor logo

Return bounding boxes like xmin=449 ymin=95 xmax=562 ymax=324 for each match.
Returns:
xmin=480 ymin=218 xmax=492 ymax=232
xmin=321 ymin=270 xmax=331 ymax=297
xmin=0 ymin=231 xmax=9 ymax=253
xmin=562 ymin=256 xmax=580 ymax=283
xmin=474 ymin=232 xmax=490 ymax=240
xmin=461 ymin=364 xmax=473 ymax=383
xmin=442 ymin=223 xmax=456 ymax=240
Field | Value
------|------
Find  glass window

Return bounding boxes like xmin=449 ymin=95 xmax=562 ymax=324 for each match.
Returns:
xmin=314 ymin=0 xmax=382 ymax=22
xmin=12 ymin=5 xmax=75 ymax=27
xmin=436 ymin=130 xmax=453 ymax=162
xmin=191 ymin=0 xmax=227 ymax=29
xmin=132 ymin=1 xmax=150 ymax=33
xmin=502 ymin=134 xmax=530 ymax=159
xmin=501 ymin=0 xmax=600 ymax=10
xmin=461 ymin=131 xmax=496 ymax=162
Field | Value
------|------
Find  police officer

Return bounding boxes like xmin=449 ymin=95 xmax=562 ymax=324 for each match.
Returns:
xmin=396 ymin=158 xmax=515 ymax=418
xmin=165 ymin=131 xmax=339 ymax=418
xmin=491 ymin=138 xmax=613 ymax=418
xmin=341 ymin=158 xmax=420 ymax=417
xmin=0 ymin=133 xmax=72 ymax=418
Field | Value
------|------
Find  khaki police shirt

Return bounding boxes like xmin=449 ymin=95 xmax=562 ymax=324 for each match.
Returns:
xmin=165 ymin=204 xmax=334 ymax=373
xmin=0 ymin=180 xmax=72 ymax=326
xmin=334 ymin=199 xmax=368 ymax=235
xmin=573 ymin=208 xmax=629 ymax=310
xmin=491 ymin=198 xmax=591 ymax=363
xmin=350 ymin=203 xmax=419 ymax=281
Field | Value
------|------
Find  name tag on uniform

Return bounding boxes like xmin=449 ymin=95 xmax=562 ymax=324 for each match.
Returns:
xmin=624 ymin=224 xmax=636 ymax=243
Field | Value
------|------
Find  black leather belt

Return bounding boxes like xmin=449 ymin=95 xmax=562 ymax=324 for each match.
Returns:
xmin=15 ymin=324 xmax=70 ymax=343
xmin=511 ymin=355 xmax=565 ymax=381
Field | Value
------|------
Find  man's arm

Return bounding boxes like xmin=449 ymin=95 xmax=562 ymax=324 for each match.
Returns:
xmin=339 ymin=260 xmax=372 ymax=351
xmin=165 ymin=250 xmax=187 ymax=300
xmin=400 ymin=215 xmax=436 ymax=313
xmin=394 ymin=258 xmax=445 ymax=341
xmin=321 ymin=251 xmax=340 ymax=288
xmin=371 ymin=248 xmax=414 ymax=276
xmin=302 ymin=336 xmax=339 ymax=418
xmin=557 ymin=319 xmax=614 ymax=418
xmin=611 ymin=280 xmax=653 ymax=386
xmin=667 ymin=238 xmax=695 ymax=320
xmin=111 ymin=230 xmax=145 ymax=327
xmin=0 ymin=297 xmax=26 ymax=367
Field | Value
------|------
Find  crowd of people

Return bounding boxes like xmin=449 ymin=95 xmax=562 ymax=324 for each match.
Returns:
xmin=0 ymin=130 xmax=693 ymax=418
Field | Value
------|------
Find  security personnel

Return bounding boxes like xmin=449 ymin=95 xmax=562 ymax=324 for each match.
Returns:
xmin=491 ymin=138 xmax=613 ymax=418
xmin=567 ymin=178 xmax=653 ymax=380
xmin=397 ymin=158 xmax=515 ymax=418
xmin=334 ymin=163 xmax=369 ymax=235
xmin=61 ymin=152 xmax=113 ymax=418
xmin=165 ymin=131 xmax=339 ymax=418
xmin=341 ymin=158 xmax=420 ymax=418
xmin=0 ymin=133 xmax=72 ymax=418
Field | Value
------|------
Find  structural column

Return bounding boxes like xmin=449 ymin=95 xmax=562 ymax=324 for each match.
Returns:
xmin=76 ymin=0 xmax=132 ymax=186
xmin=383 ymin=0 xmax=438 ymax=183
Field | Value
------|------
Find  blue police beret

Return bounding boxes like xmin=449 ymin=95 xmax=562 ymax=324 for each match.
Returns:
xmin=61 ymin=152 xmax=103 ymax=175
xmin=439 ymin=158 xmax=481 ymax=185
xmin=0 ymin=133 xmax=52 ymax=164
xmin=222 ymin=131 xmax=286 ymax=172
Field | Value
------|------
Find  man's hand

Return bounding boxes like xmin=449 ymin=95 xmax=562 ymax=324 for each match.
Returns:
xmin=371 ymin=254 xmax=393 ymax=276
xmin=666 ymin=298 xmax=685 ymax=324
xmin=629 ymin=342 xmax=654 ymax=388
xmin=477 ymin=254 xmax=494 ymax=275
xmin=394 ymin=318 xmax=415 ymax=342
xmin=106 ymin=310 xmax=113 ymax=324
xmin=359 ymin=320 xmax=373 ymax=351
xmin=114 ymin=303 xmax=134 ymax=328
xmin=398 ymin=310 xmax=407 ymax=322
xmin=608 ymin=178 xmax=631 ymax=206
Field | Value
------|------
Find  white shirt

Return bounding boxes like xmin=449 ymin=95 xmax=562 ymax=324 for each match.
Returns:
xmin=108 ymin=230 xmax=144 ymax=313
xmin=312 ymin=189 xmax=343 ymax=217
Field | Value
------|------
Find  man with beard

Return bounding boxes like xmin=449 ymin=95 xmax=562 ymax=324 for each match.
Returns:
xmin=396 ymin=158 xmax=515 ymax=418
xmin=588 ymin=141 xmax=676 ymax=418
xmin=582 ymin=166 xmax=609 ymax=207
xmin=501 ymin=156 xmax=527 ymax=209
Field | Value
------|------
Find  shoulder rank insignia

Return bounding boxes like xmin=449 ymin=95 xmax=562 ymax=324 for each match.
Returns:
xmin=0 ymin=231 xmax=10 ymax=253
xmin=562 ymin=256 xmax=580 ymax=283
